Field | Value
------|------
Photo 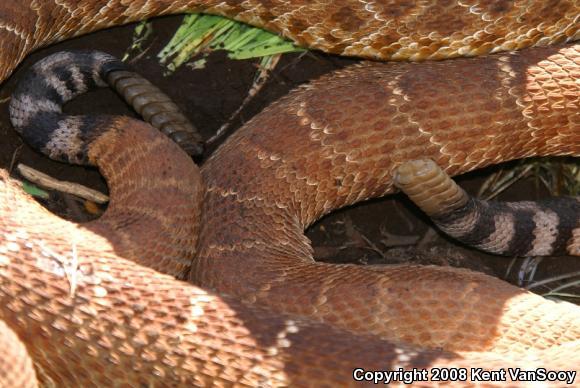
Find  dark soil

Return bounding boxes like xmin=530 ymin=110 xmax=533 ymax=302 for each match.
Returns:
xmin=0 ymin=15 xmax=577 ymax=303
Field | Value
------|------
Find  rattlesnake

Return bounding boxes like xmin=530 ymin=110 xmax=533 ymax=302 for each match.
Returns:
xmin=0 ymin=1 xmax=579 ymax=386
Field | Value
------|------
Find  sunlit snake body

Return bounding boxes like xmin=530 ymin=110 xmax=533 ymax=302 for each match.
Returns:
xmin=0 ymin=0 xmax=579 ymax=386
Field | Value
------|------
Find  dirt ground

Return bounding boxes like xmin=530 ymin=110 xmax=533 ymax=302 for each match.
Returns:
xmin=0 ymin=15 xmax=577 ymax=303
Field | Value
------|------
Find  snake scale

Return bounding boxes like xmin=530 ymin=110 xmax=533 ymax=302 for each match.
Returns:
xmin=0 ymin=0 xmax=579 ymax=386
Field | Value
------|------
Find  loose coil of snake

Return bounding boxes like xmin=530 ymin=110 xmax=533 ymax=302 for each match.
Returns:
xmin=0 ymin=0 xmax=579 ymax=387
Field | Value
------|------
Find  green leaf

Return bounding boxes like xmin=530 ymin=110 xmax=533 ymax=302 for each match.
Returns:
xmin=22 ymin=182 xmax=49 ymax=199
xmin=155 ymin=14 xmax=304 ymax=74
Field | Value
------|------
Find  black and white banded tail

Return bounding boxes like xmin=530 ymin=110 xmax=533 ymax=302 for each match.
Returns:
xmin=9 ymin=50 xmax=203 ymax=163
xmin=395 ymin=159 xmax=580 ymax=257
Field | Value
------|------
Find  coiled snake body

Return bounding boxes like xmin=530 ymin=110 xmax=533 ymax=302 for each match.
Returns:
xmin=0 ymin=1 xmax=579 ymax=386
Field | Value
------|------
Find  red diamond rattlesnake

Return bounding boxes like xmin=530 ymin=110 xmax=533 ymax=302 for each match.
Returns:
xmin=0 ymin=1 xmax=579 ymax=386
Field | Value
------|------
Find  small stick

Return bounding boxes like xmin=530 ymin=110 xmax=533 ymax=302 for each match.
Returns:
xmin=17 ymin=164 xmax=109 ymax=204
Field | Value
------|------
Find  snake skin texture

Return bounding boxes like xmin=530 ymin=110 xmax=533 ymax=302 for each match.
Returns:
xmin=0 ymin=320 xmax=38 ymax=388
xmin=0 ymin=0 xmax=579 ymax=386
xmin=191 ymin=44 xmax=580 ymax=347
xmin=394 ymin=159 xmax=580 ymax=257
xmin=0 ymin=0 xmax=579 ymax=80
xmin=5 ymin=138 xmax=576 ymax=387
